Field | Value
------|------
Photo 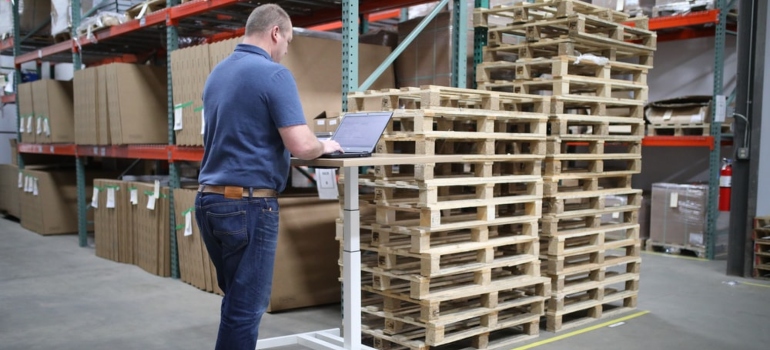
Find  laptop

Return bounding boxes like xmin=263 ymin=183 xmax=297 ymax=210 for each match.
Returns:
xmin=320 ymin=111 xmax=393 ymax=158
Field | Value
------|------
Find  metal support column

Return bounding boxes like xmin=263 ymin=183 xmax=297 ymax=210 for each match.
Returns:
xmin=12 ymin=0 xmax=23 ymax=167
xmin=705 ymin=0 xmax=728 ymax=260
xmin=341 ymin=0 xmax=358 ymax=112
xmin=70 ymin=0 xmax=89 ymax=247
xmin=167 ymin=3 xmax=181 ymax=279
xmin=473 ymin=0 xmax=490 ymax=89
xmin=451 ymin=0 xmax=467 ymax=88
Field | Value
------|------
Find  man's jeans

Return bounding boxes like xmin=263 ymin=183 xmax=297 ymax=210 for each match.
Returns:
xmin=195 ymin=192 xmax=280 ymax=350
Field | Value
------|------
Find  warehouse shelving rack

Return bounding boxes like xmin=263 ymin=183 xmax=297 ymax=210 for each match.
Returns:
xmin=9 ymin=0 xmax=465 ymax=281
xmin=470 ymin=0 xmax=735 ymax=260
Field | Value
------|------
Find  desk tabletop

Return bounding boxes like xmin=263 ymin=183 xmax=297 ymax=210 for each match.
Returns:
xmin=292 ymin=154 xmax=465 ymax=167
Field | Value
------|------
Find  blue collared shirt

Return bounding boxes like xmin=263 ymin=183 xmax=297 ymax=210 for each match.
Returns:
xmin=198 ymin=44 xmax=306 ymax=192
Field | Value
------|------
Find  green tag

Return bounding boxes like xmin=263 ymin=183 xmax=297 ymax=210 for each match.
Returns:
xmin=194 ymin=106 xmax=204 ymax=113
xmin=174 ymin=101 xmax=194 ymax=109
xmin=183 ymin=207 xmax=194 ymax=215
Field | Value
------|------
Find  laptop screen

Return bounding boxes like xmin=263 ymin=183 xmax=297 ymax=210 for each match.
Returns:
xmin=332 ymin=112 xmax=392 ymax=153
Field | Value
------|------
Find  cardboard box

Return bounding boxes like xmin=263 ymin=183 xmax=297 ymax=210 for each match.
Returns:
xmin=19 ymin=168 xmax=93 ymax=235
xmin=172 ymin=44 xmax=209 ymax=146
xmin=646 ymin=96 xmax=712 ymax=125
xmin=97 ymin=65 xmax=111 ymax=145
xmin=267 ymin=196 xmax=341 ymax=312
xmin=396 ymin=12 xmax=453 ymax=88
xmin=32 ymin=79 xmax=75 ymax=144
xmin=17 ymin=82 xmax=35 ymax=144
xmin=650 ymin=183 xmax=726 ymax=250
xmin=0 ymin=164 xmax=21 ymax=218
xmin=74 ymin=67 xmax=99 ymax=145
xmin=106 ymin=64 xmax=168 ymax=145
xmin=325 ymin=116 xmax=341 ymax=133
xmin=0 ymin=0 xmax=51 ymax=38
xmin=131 ymin=181 xmax=170 ymax=277
xmin=93 ymin=179 xmax=135 ymax=263
xmin=174 ymin=188 xmax=221 ymax=295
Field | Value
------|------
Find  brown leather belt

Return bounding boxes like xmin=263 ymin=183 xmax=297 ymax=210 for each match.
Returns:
xmin=198 ymin=185 xmax=277 ymax=199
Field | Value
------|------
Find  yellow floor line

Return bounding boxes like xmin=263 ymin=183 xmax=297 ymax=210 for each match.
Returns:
xmin=641 ymin=250 xmax=708 ymax=262
xmin=511 ymin=311 xmax=650 ymax=350
xmin=740 ymin=281 xmax=770 ymax=288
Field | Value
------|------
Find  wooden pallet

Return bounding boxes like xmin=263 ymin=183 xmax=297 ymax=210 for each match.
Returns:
xmin=754 ymin=216 xmax=770 ymax=240
xmin=543 ymin=172 xmax=636 ymax=197
xmin=647 ymin=123 xmax=731 ymax=136
xmin=546 ymin=255 xmax=640 ymax=298
xmin=363 ymin=232 xmax=538 ymax=279
xmin=473 ymin=0 xmax=641 ymax=28
xmin=548 ymin=115 xmax=646 ymax=140
xmin=544 ymin=154 xmax=641 ymax=177
xmin=476 ymin=56 xmax=649 ymax=86
xmin=373 ymin=196 xmax=542 ymax=233
xmin=645 ymin=240 xmax=728 ymax=259
xmin=379 ymin=133 xmax=546 ymax=155
xmin=358 ymin=220 xmax=539 ymax=255
xmin=363 ymin=264 xmax=545 ymax=302
xmin=551 ymin=95 xmax=645 ymax=117
xmin=540 ymin=220 xmax=639 ymax=250
xmin=483 ymin=38 xmax=654 ymax=67
xmin=546 ymin=276 xmax=638 ymax=332
xmin=370 ymin=156 xmax=544 ymax=183
xmin=485 ymin=14 xmax=656 ymax=51
xmin=753 ymin=239 xmax=770 ymax=280
xmin=385 ymin=108 xmax=548 ymax=137
xmin=348 ymin=86 xmax=550 ymax=113
xmin=542 ymin=187 xmax=642 ymax=215
xmin=482 ymin=76 xmax=648 ymax=103
xmin=543 ymin=243 xmax=641 ymax=277
xmin=361 ymin=279 xmax=548 ymax=349
xmin=547 ymin=138 xmax=641 ymax=156
xmin=364 ymin=175 xmax=543 ymax=208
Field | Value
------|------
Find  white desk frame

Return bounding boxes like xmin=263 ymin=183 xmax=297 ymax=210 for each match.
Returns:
xmin=258 ymin=155 xmax=462 ymax=350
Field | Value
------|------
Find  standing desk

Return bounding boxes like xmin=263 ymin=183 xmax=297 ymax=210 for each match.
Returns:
xmin=258 ymin=154 xmax=464 ymax=350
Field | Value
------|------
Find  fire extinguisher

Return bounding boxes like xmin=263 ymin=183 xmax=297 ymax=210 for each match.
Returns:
xmin=719 ymin=159 xmax=732 ymax=212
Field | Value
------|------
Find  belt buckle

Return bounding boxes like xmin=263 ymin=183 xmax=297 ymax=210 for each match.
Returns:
xmin=223 ymin=186 xmax=243 ymax=199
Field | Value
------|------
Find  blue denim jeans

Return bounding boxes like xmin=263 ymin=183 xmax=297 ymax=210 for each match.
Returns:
xmin=195 ymin=192 xmax=280 ymax=350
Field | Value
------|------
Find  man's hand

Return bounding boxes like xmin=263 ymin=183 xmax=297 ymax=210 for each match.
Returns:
xmin=321 ymin=140 xmax=343 ymax=154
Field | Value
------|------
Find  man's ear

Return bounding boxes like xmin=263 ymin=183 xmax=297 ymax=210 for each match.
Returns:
xmin=272 ymin=26 xmax=280 ymax=41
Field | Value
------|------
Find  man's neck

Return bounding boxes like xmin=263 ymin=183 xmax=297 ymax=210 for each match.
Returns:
xmin=242 ymin=36 xmax=271 ymax=56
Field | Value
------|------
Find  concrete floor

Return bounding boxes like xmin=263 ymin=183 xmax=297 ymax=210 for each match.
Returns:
xmin=1 ymin=216 xmax=768 ymax=350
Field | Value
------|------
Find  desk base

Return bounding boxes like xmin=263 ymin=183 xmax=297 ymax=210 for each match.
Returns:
xmin=257 ymin=328 xmax=377 ymax=350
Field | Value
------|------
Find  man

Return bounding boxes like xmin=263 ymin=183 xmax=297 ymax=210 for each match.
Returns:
xmin=194 ymin=4 xmax=342 ymax=349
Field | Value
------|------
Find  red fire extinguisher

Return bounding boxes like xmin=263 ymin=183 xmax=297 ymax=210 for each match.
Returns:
xmin=719 ymin=159 xmax=732 ymax=212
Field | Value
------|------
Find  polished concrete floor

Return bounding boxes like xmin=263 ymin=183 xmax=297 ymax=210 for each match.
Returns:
xmin=1 ymin=217 xmax=768 ymax=350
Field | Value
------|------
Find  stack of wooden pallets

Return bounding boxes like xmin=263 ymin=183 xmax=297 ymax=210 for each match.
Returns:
xmin=754 ymin=216 xmax=770 ymax=280
xmin=474 ymin=0 xmax=655 ymax=332
xmin=344 ymin=86 xmax=551 ymax=349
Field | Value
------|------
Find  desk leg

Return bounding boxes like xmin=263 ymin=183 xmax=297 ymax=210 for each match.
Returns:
xmin=342 ymin=166 xmax=361 ymax=350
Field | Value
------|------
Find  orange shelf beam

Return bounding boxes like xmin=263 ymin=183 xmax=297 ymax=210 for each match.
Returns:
xmin=648 ymin=9 xmax=720 ymax=30
xmin=642 ymin=136 xmax=715 ymax=150
xmin=170 ymin=146 xmax=204 ymax=162
xmin=309 ymin=9 xmax=401 ymax=31
xmin=1 ymin=94 xmax=15 ymax=104
xmin=14 ymin=40 xmax=73 ymax=65
xmin=17 ymin=143 xmax=78 ymax=156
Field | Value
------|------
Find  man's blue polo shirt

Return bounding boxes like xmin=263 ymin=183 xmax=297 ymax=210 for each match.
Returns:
xmin=198 ymin=44 xmax=306 ymax=192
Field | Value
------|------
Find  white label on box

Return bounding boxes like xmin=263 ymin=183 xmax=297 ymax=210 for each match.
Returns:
xmin=26 ymin=116 xmax=32 ymax=134
xmin=328 ymin=119 xmax=338 ymax=127
xmin=174 ymin=108 xmax=183 ymax=131
xmin=147 ymin=195 xmax=156 ymax=210
xmin=690 ymin=115 xmax=703 ymax=123
xmin=670 ymin=192 xmax=678 ymax=208
xmin=36 ymin=117 xmax=42 ymax=135
xmin=315 ymin=168 xmax=338 ymax=200
xmin=106 ymin=188 xmax=116 ymax=208
xmin=91 ymin=188 xmax=99 ymax=208
xmin=153 ymin=180 xmax=161 ymax=199
xmin=689 ymin=233 xmax=704 ymax=246
xmin=44 ymin=118 xmax=51 ymax=136
xmin=612 ymin=212 xmax=620 ymax=219
xmin=184 ymin=212 xmax=193 ymax=236
xmin=19 ymin=117 xmax=25 ymax=133
xmin=25 ymin=176 xmax=32 ymax=192
xmin=200 ymin=108 xmax=206 ymax=135
xmin=18 ymin=172 xmax=23 ymax=188
xmin=662 ymin=110 xmax=673 ymax=120
xmin=32 ymin=178 xmax=38 ymax=196
xmin=130 ymin=189 xmax=138 ymax=205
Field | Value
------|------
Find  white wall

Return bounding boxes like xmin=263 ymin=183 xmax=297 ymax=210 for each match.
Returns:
xmin=757 ymin=22 xmax=770 ymax=216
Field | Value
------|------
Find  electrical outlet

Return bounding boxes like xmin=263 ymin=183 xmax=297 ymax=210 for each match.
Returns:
xmin=737 ymin=147 xmax=750 ymax=160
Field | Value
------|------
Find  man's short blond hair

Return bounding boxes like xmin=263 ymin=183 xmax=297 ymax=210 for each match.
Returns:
xmin=245 ymin=4 xmax=291 ymax=37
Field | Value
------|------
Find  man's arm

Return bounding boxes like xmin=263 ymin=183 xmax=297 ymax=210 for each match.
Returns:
xmin=279 ymin=124 xmax=342 ymax=160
